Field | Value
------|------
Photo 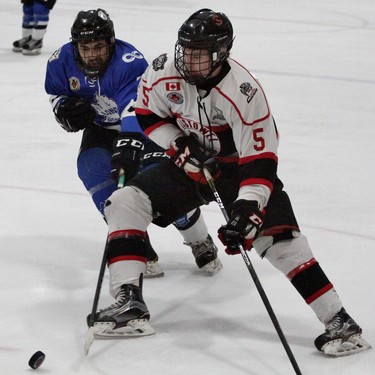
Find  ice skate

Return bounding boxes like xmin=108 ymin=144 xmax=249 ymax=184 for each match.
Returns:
xmin=12 ymin=36 xmax=32 ymax=52
xmin=88 ymin=284 xmax=155 ymax=338
xmin=314 ymin=308 xmax=371 ymax=356
xmin=145 ymin=257 xmax=165 ymax=278
xmin=144 ymin=236 xmax=165 ymax=278
xmin=189 ymin=234 xmax=223 ymax=275
xmin=22 ymin=38 xmax=43 ymax=55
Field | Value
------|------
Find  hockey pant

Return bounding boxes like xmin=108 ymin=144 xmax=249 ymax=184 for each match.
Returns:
xmin=22 ymin=1 xmax=53 ymax=41
xmin=76 ymin=128 xmax=209 ymax=267
xmin=104 ymin=160 xmax=343 ymax=322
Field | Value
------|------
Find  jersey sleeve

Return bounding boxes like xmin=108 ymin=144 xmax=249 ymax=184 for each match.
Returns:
xmin=44 ymin=47 xmax=72 ymax=113
xmin=222 ymin=69 xmax=278 ymax=209
xmin=135 ymin=55 xmax=183 ymax=149
xmin=104 ymin=50 xmax=148 ymax=136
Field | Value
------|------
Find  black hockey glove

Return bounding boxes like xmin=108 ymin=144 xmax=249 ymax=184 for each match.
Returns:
xmin=218 ymin=200 xmax=264 ymax=255
xmin=111 ymin=132 xmax=145 ymax=182
xmin=54 ymin=97 xmax=96 ymax=132
xmin=167 ymin=135 xmax=219 ymax=184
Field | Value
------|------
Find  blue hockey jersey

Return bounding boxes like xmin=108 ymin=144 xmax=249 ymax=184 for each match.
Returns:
xmin=45 ymin=39 xmax=148 ymax=133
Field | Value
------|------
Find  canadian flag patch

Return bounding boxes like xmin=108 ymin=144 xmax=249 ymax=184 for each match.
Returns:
xmin=166 ymin=82 xmax=181 ymax=91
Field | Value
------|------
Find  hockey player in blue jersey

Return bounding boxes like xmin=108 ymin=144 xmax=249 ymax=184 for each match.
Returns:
xmin=13 ymin=0 xmax=57 ymax=55
xmin=44 ymin=9 xmax=222 ymax=281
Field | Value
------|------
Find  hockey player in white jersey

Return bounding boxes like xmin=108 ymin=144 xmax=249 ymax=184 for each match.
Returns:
xmin=96 ymin=9 xmax=371 ymax=356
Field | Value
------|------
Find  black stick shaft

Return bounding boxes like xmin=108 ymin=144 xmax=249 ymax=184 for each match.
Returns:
xmin=87 ymin=239 xmax=109 ymax=327
xmin=88 ymin=169 xmax=125 ymax=327
xmin=203 ymin=168 xmax=302 ymax=375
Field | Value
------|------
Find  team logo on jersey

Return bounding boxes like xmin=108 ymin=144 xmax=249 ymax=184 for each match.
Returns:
xmin=212 ymin=106 xmax=225 ymax=121
xmin=85 ymin=77 xmax=97 ymax=87
xmin=166 ymin=82 xmax=181 ymax=91
xmin=152 ymin=53 xmax=167 ymax=71
xmin=240 ymin=82 xmax=257 ymax=103
xmin=167 ymin=92 xmax=183 ymax=104
xmin=69 ymin=77 xmax=80 ymax=91
xmin=122 ymin=50 xmax=144 ymax=63
xmin=176 ymin=117 xmax=221 ymax=154
xmin=91 ymin=94 xmax=119 ymax=124
xmin=48 ymin=47 xmax=61 ymax=62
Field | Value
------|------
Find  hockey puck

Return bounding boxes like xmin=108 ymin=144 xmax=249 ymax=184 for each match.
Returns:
xmin=28 ymin=351 xmax=45 ymax=369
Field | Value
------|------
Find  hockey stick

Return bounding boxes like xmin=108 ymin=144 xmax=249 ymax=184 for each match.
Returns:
xmin=203 ymin=167 xmax=303 ymax=375
xmin=84 ymin=168 xmax=125 ymax=356
xmin=83 ymin=238 xmax=110 ymax=356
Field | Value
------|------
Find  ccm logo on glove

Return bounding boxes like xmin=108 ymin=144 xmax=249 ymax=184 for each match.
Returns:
xmin=115 ymin=138 xmax=143 ymax=149
xmin=111 ymin=132 xmax=145 ymax=182
xmin=218 ymin=199 xmax=264 ymax=255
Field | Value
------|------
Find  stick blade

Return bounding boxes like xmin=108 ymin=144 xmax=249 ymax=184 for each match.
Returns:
xmin=83 ymin=326 xmax=96 ymax=356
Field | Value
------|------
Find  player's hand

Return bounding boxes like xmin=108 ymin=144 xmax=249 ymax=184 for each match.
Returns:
xmin=218 ymin=200 xmax=264 ymax=255
xmin=111 ymin=132 xmax=144 ymax=182
xmin=54 ymin=97 xmax=96 ymax=132
xmin=167 ymin=135 xmax=219 ymax=184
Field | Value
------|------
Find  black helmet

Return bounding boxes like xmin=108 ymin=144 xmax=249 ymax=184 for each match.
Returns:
xmin=71 ymin=9 xmax=115 ymax=77
xmin=175 ymin=9 xmax=234 ymax=85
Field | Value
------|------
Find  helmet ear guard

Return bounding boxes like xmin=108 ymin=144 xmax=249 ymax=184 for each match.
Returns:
xmin=71 ymin=8 xmax=115 ymax=77
xmin=174 ymin=9 xmax=234 ymax=85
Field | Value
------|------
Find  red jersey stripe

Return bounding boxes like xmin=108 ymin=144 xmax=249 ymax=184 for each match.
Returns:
xmin=239 ymin=152 xmax=278 ymax=164
xmin=143 ymin=120 xmax=170 ymax=137
xmin=214 ymin=86 xmax=270 ymax=126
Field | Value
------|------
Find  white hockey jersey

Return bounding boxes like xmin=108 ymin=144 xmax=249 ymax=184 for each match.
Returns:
xmin=135 ymin=53 xmax=279 ymax=209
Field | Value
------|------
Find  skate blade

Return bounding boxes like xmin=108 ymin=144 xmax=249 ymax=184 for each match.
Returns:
xmin=144 ymin=261 xmax=165 ymax=278
xmin=144 ymin=272 xmax=164 ymax=279
xmin=202 ymin=258 xmax=223 ymax=276
xmin=322 ymin=334 xmax=372 ymax=357
xmin=144 ymin=263 xmax=165 ymax=279
xmin=93 ymin=319 xmax=155 ymax=338
xmin=143 ymin=272 xmax=164 ymax=279
xmin=22 ymin=49 xmax=41 ymax=56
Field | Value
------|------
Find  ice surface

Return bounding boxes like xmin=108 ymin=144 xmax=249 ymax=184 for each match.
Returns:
xmin=1 ymin=0 xmax=374 ymax=373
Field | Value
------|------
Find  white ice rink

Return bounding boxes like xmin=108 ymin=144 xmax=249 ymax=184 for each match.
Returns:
xmin=1 ymin=0 xmax=375 ymax=374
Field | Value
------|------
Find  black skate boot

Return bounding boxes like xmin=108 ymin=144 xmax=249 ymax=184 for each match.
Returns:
xmin=314 ymin=308 xmax=371 ymax=356
xmin=12 ymin=36 xmax=32 ymax=52
xmin=88 ymin=284 xmax=155 ymax=338
xmin=22 ymin=39 xmax=43 ymax=55
xmin=189 ymin=234 xmax=223 ymax=275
